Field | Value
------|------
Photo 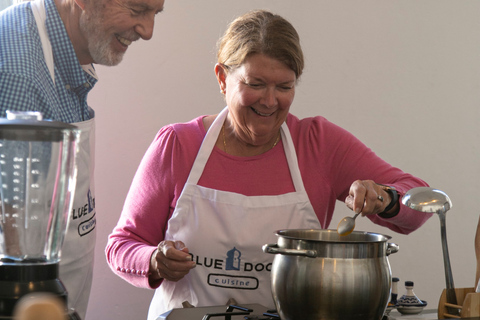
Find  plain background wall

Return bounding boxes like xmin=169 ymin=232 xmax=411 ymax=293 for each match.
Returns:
xmin=85 ymin=1 xmax=480 ymax=319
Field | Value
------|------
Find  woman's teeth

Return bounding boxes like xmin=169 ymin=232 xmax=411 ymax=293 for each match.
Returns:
xmin=251 ymin=107 xmax=273 ymax=116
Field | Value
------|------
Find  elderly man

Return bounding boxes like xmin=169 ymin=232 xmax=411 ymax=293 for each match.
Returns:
xmin=0 ymin=0 xmax=165 ymax=318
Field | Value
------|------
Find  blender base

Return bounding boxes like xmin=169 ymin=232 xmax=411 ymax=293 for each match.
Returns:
xmin=0 ymin=310 xmax=80 ymax=320
xmin=0 ymin=262 xmax=78 ymax=319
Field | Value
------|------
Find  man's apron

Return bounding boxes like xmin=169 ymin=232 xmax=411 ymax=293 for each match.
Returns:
xmin=32 ymin=1 xmax=96 ymax=318
xmin=148 ymin=107 xmax=322 ymax=320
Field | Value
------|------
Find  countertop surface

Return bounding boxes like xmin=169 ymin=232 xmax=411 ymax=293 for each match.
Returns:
xmin=387 ymin=309 xmax=440 ymax=319
xmin=386 ymin=309 xmax=480 ymax=320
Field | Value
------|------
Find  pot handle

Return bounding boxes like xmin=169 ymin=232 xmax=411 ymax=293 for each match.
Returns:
xmin=386 ymin=242 xmax=399 ymax=256
xmin=262 ymin=244 xmax=317 ymax=258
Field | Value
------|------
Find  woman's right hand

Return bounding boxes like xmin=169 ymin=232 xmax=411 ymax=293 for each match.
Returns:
xmin=149 ymin=240 xmax=196 ymax=282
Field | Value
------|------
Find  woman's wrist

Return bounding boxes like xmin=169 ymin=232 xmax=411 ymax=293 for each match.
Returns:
xmin=377 ymin=185 xmax=400 ymax=218
xmin=148 ymin=249 xmax=162 ymax=281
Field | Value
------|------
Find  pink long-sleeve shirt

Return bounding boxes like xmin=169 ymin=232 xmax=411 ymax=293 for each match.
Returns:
xmin=105 ymin=113 xmax=431 ymax=289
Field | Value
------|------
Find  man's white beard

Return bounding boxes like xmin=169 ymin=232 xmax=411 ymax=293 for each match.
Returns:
xmin=79 ymin=13 xmax=125 ymax=66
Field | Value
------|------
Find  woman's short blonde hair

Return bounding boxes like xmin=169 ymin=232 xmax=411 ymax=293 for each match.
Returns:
xmin=217 ymin=10 xmax=304 ymax=79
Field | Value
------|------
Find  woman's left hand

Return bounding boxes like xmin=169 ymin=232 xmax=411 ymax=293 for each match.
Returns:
xmin=345 ymin=180 xmax=391 ymax=216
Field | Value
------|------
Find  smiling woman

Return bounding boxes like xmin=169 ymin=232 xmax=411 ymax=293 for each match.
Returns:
xmin=76 ymin=0 xmax=480 ymax=318
xmin=105 ymin=9 xmax=433 ymax=320
xmin=215 ymin=54 xmax=295 ymax=156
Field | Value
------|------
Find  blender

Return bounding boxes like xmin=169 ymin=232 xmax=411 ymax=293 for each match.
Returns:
xmin=0 ymin=111 xmax=80 ymax=319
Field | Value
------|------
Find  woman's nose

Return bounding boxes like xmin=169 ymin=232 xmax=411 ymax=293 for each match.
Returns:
xmin=262 ymin=88 xmax=277 ymax=108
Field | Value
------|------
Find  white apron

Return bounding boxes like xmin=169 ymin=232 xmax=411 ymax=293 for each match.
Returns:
xmin=32 ymin=2 xmax=96 ymax=318
xmin=148 ymin=107 xmax=322 ymax=320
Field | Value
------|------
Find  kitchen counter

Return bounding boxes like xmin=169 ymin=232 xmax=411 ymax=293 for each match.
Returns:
xmin=387 ymin=309 xmax=480 ymax=320
xmin=387 ymin=309 xmax=439 ymax=319
xmin=158 ymin=304 xmax=480 ymax=320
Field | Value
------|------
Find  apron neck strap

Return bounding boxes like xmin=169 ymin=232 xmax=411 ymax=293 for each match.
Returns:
xmin=185 ymin=107 xmax=228 ymax=184
xmin=31 ymin=0 xmax=55 ymax=83
xmin=185 ymin=107 xmax=306 ymax=192
xmin=279 ymin=121 xmax=305 ymax=192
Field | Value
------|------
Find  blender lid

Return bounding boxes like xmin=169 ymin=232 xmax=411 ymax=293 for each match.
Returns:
xmin=0 ymin=111 xmax=78 ymax=142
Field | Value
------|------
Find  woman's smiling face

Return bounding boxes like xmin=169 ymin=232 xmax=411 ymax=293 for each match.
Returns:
xmin=217 ymin=53 xmax=296 ymax=148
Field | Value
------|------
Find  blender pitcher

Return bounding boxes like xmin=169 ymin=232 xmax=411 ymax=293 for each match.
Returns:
xmin=0 ymin=111 xmax=80 ymax=318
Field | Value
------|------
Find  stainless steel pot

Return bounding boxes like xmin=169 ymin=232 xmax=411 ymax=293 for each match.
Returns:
xmin=263 ymin=229 xmax=399 ymax=320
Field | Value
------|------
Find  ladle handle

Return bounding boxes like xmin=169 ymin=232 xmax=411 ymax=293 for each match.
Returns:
xmin=439 ymin=212 xmax=459 ymax=316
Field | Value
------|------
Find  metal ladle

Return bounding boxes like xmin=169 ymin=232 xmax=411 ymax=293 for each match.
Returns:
xmin=402 ymin=187 xmax=459 ymax=316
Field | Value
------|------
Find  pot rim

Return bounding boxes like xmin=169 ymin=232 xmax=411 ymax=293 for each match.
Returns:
xmin=275 ymin=228 xmax=392 ymax=243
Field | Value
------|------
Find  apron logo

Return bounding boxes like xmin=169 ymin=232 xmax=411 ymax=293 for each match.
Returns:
xmin=72 ymin=188 xmax=96 ymax=236
xmin=78 ymin=213 xmax=96 ymax=236
xmin=226 ymin=247 xmax=241 ymax=270
xmin=192 ymin=247 xmax=272 ymax=290
xmin=71 ymin=188 xmax=95 ymax=220
xmin=87 ymin=189 xmax=94 ymax=213
xmin=208 ymin=273 xmax=258 ymax=290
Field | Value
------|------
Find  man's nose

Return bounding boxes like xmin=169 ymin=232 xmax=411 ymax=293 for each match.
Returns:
xmin=135 ymin=17 xmax=155 ymax=40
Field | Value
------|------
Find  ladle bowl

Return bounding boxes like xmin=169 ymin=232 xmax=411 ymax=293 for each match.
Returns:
xmin=402 ymin=187 xmax=452 ymax=213
xmin=402 ymin=186 xmax=458 ymax=316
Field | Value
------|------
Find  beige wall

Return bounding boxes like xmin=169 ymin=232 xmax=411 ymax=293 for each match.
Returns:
xmin=86 ymin=1 xmax=480 ymax=319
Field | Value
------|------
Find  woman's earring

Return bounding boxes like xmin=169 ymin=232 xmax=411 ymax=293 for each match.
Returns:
xmin=220 ymin=89 xmax=226 ymax=95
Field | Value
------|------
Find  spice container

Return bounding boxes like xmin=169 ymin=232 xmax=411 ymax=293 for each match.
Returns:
xmin=396 ymin=281 xmax=427 ymax=315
